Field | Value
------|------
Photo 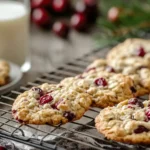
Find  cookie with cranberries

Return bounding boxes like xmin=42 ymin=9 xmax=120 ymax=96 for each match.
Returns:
xmin=60 ymin=71 xmax=135 ymax=108
xmin=95 ymin=98 xmax=150 ymax=144
xmin=12 ymin=83 xmax=92 ymax=125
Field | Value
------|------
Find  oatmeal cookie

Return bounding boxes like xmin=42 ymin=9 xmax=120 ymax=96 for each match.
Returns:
xmin=12 ymin=83 xmax=92 ymax=125
xmin=0 ymin=60 xmax=10 ymax=85
xmin=107 ymin=38 xmax=150 ymax=62
xmin=95 ymin=98 xmax=150 ymax=144
xmin=61 ymin=72 xmax=135 ymax=108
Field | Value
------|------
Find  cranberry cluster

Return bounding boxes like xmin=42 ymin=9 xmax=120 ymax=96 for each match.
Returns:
xmin=31 ymin=0 xmax=99 ymax=38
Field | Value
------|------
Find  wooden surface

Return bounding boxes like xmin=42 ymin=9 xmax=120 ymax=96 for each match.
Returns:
xmin=22 ymin=25 xmax=96 ymax=84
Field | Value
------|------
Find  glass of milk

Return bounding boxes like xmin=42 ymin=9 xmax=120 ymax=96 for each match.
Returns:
xmin=0 ymin=0 xmax=31 ymax=72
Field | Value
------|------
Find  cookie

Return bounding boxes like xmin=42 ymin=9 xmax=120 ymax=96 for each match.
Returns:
xmin=107 ymin=38 xmax=150 ymax=62
xmin=12 ymin=83 xmax=92 ymax=125
xmin=95 ymin=98 xmax=150 ymax=144
xmin=0 ymin=60 xmax=10 ymax=86
xmin=61 ymin=71 xmax=135 ymax=108
xmin=86 ymin=58 xmax=149 ymax=96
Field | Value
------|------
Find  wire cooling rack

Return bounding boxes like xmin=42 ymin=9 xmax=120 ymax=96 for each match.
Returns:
xmin=0 ymin=47 xmax=149 ymax=150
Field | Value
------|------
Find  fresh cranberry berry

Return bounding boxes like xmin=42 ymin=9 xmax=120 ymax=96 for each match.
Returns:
xmin=52 ymin=0 xmax=70 ymax=13
xmin=94 ymin=78 xmax=108 ymax=87
xmin=108 ymin=7 xmax=120 ymax=22
xmin=136 ymin=47 xmax=146 ymax=57
xmin=134 ymin=125 xmax=149 ymax=134
xmin=53 ymin=21 xmax=69 ymax=38
xmin=40 ymin=95 xmax=53 ymax=105
xmin=31 ymin=0 xmax=52 ymax=8
xmin=32 ymin=87 xmax=44 ymax=96
xmin=84 ymin=0 xmax=97 ymax=8
xmin=146 ymin=109 xmax=150 ymax=120
xmin=63 ymin=111 xmax=75 ymax=121
xmin=130 ymin=86 xmax=137 ymax=93
xmin=32 ymin=8 xmax=51 ymax=28
xmin=85 ymin=67 xmax=96 ymax=72
xmin=106 ymin=66 xmax=115 ymax=73
xmin=71 ymin=13 xmax=87 ymax=31
xmin=0 ymin=146 xmax=6 ymax=150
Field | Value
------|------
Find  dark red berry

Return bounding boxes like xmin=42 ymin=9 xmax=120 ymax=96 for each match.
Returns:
xmin=84 ymin=0 xmax=97 ymax=8
xmin=134 ymin=125 xmax=149 ymax=134
xmin=108 ymin=7 xmax=120 ymax=22
xmin=128 ymin=98 xmax=144 ymax=108
xmin=31 ymin=0 xmax=52 ymax=8
xmin=16 ymin=117 xmax=24 ymax=123
xmin=53 ymin=21 xmax=69 ymax=38
xmin=94 ymin=78 xmax=108 ymax=87
xmin=12 ymin=110 xmax=17 ymax=114
xmin=136 ymin=47 xmax=146 ymax=57
xmin=0 ymin=146 xmax=6 ymax=150
xmin=52 ymin=0 xmax=70 ymax=13
xmin=106 ymin=66 xmax=115 ymax=73
xmin=146 ymin=109 xmax=150 ymax=121
xmin=51 ymin=99 xmax=63 ymax=109
xmin=40 ymin=95 xmax=53 ymax=105
xmin=71 ymin=13 xmax=87 ymax=31
xmin=63 ymin=111 xmax=75 ymax=121
xmin=32 ymin=87 xmax=44 ymax=96
xmin=85 ymin=67 xmax=96 ymax=72
xmin=32 ymin=8 xmax=51 ymax=28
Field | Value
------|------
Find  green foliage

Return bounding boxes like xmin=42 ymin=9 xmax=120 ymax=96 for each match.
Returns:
xmin=95 ymin=0 xmax=150 ymax=47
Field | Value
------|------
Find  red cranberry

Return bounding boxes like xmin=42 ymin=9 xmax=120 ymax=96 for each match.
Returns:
xmin=32 ymin=8 xmax=51 ymax=28
xmin=94 ymin=78 xmax=108 ymax=87
xmin=128 ymin=98 xmax=144 ymax=108
xmin=84 ymin=0 xmax=97 ymax=8
xmin=134 ymin=125 xmax=149 ymax=134
xmin=52 ymin=0 xmax=70 ymax=13
xmin=136 ymin=47 xmax=146 ymax=57
xmin=71 ymin=13 xmax=87 ymax=31
xmin=40 ymin=95 xmax=53 ymax=105
xmin=16 ymin=117 xmax=24 ymax=123
xmin=85 ymin=67 xmax=96 ymax=72
xmin=32 ymin=87 xmax=44 ymax=96
xmin=12 ymin=110 xmax=17 ymax=114
xmin=0 ymin=146 xmax=6 ymax=150
xmin=146 ymin=109 xmax=150 ymax=120
xmin=53 ymin=21 xmax=69 ymax=38
xmin=106 ymin=66 xmax=115 ymax=73
xmin=108 ymin=7 xmax=120 ymax=22
xmin=31 ymin=0 xmax=52 ymax=8
xmin=63 ymin=111 xmax=75 ymax=121
xmin=51 ymin=99 xmax=63 ymax=109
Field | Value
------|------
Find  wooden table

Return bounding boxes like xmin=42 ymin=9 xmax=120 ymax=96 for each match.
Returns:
xmin=22 ymin=25 xmax=96 ymax=84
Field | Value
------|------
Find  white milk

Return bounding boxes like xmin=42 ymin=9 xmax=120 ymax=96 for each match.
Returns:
xmin=0 ymin=1 xmax=30 ymax=70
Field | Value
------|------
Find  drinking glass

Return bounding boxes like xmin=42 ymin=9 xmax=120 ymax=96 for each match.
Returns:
xmin=0 ymin=0 xmax=31 ymax=72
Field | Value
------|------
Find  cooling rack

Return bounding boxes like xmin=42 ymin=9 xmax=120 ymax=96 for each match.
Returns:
xmin=0 ymin=46 xmax=149 ymax=150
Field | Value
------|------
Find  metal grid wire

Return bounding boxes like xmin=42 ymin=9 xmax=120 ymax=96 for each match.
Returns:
xmin=0 ymin=47 xmax=149 ymax=150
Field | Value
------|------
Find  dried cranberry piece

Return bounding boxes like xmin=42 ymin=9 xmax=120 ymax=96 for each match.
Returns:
xmin=12 ymin=110 xmax=17 ymax=114
xmin=106 ymin=66 xmax=115 ymax=73
xmin=146 ymin=109 xmax=150 ymax=121
xmin=134 ymin=125 xmax=149 ymax=134
xmin=32 ymin=87 xmax=44 ymax=96
xmin=63 ymin=111 xmax=75 ymax=121
xmin=128 ymin=98 xmax=144 ymax=108
xmin=0 ymin=146 xmax=6 ymax=150
xmin=130 ymin=86 xmax=137 ymax=93
xmin=40 ymin=95 xmax=53 ymax=105
xmin=136 ymin=47 xmax=146 ymax=57
xmin=94 ymin=78 xmax=107 ymax=86
xmin=16 ymin=117 xmax=23 ymax=123
xmin=51 ymin=99 xmax=63 ymax=109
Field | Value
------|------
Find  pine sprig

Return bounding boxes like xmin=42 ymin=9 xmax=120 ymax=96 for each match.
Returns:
xmin=95 ymin=0 xmax=150 ymax=47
